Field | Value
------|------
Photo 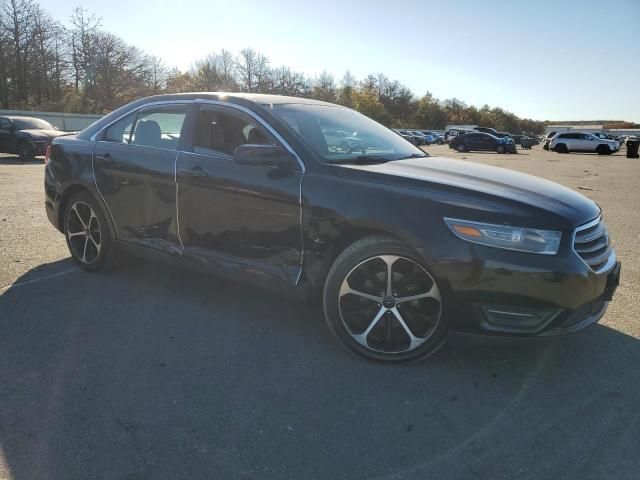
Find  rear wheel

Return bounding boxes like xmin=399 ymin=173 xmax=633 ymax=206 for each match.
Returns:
xmin=323 ymin=236 xmax=447 ymax=362
xmin=64 ymin=191 xmax=120 ymax=272
xmin=555 ymin=143 xmax=569 ymax=153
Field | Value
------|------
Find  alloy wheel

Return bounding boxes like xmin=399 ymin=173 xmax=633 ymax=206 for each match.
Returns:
xmin=338 ymin=255 xmax=442 ymax=354
xmin=66 ymin=201 xmax=102 ymax=264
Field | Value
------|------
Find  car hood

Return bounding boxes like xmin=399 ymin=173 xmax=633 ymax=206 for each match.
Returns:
xmin=20 ymin=129 xmax=67 ymax=140
xmin=333 ymin=156 xmax=600 ymax=228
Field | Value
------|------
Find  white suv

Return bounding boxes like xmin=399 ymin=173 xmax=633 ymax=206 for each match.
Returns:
xmin=549 ymin=132 xmax=620 ymax=155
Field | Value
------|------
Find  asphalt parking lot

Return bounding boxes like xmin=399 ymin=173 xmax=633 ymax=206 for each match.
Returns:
xmin=1 ymin=146 xmax=639 ymax=480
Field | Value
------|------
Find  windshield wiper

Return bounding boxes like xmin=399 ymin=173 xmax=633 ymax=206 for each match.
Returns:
xmin=396 ymin=153 xmax=429 ymax=159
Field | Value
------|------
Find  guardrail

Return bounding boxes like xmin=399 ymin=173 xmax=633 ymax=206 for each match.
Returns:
xmin=0 ymin=109 xmax=103 ymax=132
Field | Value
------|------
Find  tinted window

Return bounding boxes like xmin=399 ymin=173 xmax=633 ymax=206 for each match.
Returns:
xmin=103 ymin=112 xmax=136 ymax=143
xmin=131 ymin=105 xmax=187 ymax=150
xmin=0 ymin=118 xmax=11 ymax=129
xmin=192 ymin=106 xmax=276 ymax=157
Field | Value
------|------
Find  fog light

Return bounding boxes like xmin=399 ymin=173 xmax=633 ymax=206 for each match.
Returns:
xmin=481 ymin=306 xmax=562 ymax=334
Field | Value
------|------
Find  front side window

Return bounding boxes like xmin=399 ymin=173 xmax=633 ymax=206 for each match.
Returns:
xmin=131 ymin=105 xmax=187 ymax=150
xmin=103 ymin=112 xmax=136 ymax=143
xmin=191 ymin=106 xmax=276 ymax=157
xmin=0 ymin=118 xmax=11 ymax=129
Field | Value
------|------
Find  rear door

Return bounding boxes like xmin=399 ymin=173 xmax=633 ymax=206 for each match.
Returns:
xmin=93 ymin=103 xmax=188 ymax=253
xmin=176 ymin=102 xmax=303 ymax=285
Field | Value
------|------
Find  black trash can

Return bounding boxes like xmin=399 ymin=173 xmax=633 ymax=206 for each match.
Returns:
xmin=627 ymin=137 xmax=639 ymax=158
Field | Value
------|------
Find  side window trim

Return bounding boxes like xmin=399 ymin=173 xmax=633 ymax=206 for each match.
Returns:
xmin=91 ymin=100 xmax=194 ymax=143
xmin=195 ymin=99 xmax=305 ymax=173
xmin=128 ymin=103 xmax=189 ymax=151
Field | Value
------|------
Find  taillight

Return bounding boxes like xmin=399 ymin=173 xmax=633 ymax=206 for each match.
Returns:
xmin=44 ymin=143 xmax=52 ymax=164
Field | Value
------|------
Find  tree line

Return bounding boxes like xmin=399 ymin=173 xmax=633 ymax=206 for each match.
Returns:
xmin=0 ymin=0 xmax=546 ymax=134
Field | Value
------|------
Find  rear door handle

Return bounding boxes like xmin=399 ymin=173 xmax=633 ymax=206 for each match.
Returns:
xmin=179 ymin=167 xmax=208 ymax=178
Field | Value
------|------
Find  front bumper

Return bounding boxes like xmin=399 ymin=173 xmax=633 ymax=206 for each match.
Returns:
xmin=425 ymin=238 xmax=621 ymax=337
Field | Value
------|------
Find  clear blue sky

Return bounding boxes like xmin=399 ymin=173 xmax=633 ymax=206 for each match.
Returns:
xmin=40 ymin=0 xmax=640 ymax=122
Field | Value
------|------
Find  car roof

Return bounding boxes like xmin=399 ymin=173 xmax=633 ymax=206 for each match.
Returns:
xmin=2 ymin=116 xmax=47 ymax=121
xmin=140 ymin=92 xmax=340 ymax=108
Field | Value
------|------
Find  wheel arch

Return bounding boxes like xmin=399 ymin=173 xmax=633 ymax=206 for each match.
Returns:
xmin=57 ymin=182 xmax=116 ymax=238
xmin=304 ymin=221 xmax=423 ymax=304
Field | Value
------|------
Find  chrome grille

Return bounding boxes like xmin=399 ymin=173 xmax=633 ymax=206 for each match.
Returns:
xmin=573 ymin=217 xmax=613 ymax=273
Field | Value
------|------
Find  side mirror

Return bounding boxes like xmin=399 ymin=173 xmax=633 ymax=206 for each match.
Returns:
xmin=233 ymin=144 xmax=299 ymax=171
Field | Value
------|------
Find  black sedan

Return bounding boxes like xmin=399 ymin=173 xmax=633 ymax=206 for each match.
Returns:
xmin=0 ymin=116 xmax=67 ymax=161
xmin=44 ymin=93 xmax=620 ymax=362
xmin=449 ymin=132 xmax=517 ymax=153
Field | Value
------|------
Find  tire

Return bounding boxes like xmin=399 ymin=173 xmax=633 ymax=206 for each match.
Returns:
xmin=437 ymin=139 xmax=444 ymax=145
xmin=323 ymin=236 xmax=447 ymax=362
xmin=63 ymin=191 xmax=120 ymax=272
xmin=455 ymin=143 xmax=467 ymax=152
xmin=18 ymin=142 xmax=34 ymax=162
xmin=496 ymin=145 xmax=506 ymax=154
xmin=596 ymin=145 xmax=610 ymax=155
xmin=555 ymin=143 xmax=568 ymax=153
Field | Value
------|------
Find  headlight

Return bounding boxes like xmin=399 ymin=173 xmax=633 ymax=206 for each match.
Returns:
xmin=444 ymin=218 xmax=562 ymax=255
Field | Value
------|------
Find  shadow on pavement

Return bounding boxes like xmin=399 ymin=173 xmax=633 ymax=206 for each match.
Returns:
xmin=1 ymin=259 xmax=639 ymax=479
xmin=0 ymin=154 xmax=43 ymax=165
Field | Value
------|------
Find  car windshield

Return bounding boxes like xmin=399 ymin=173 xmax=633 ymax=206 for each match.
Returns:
xmin=269 ymin=103 xmax=425 ymax=162
xmin=12 ymin=118 xmax=55 ymax=130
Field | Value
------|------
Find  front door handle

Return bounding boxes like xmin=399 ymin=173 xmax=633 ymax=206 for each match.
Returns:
xmin=179 ymin=167 xmax=208 ymax=178
xmin=96 ymin=153 xmax=113 ymax=163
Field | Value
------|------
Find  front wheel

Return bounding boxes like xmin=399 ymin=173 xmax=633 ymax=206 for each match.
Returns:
xmin=323 ymin=236 xmax=447 ymax=362
xmin=455 ymin=143 xmax=467 ymax=152
xmin=496 ymin=145 xmax=506 ymax=154
xmin=64 ymin=191 xmax=120 ymax=272
xmin=596 ymin=145 xmax=611 ymax=155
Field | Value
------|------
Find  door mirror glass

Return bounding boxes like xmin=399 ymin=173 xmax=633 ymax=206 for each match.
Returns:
xmin=233 ymin=144 xmax=298 ymax=170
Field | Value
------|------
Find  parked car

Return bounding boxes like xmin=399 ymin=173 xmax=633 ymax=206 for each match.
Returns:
xmin=392 ymin=128 xmax=420 ymax=146
xmin=473 ymin=126 xmax=512 ymax=139
xmin=444 ymin=128 xmax=472 ymax=143
xmin=0 ymin=116 xmax=67 ymax=161
xmin=323 ymin=129 xmax=365 ymax=153
xmin=449 ymin=132 xmax=517 ymax=153
xmin=542 ymin=131 xmax=557 ymax=150
xmin=519 ymin=136 xmax=539 ymax=149
xmin=420 ymin=130 xmax=445 ymax=144
xmin=44 ymin=93 xmax=620 ymax=362
xmin=398 ymin=129 xmax=426 ymax=146
xmin=549 ymin=132 xmax=620 ymax=155
xmin=409 ymin=130 xmax=434 ymax=144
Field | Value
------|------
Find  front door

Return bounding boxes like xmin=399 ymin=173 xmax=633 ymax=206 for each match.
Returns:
xmin=93 ymin=103 xmax=188 ymax=253
xmin=176 ymin=103 xmax=303 ymax=285
xmin=0 ymin=118 xmax=15 ymax=153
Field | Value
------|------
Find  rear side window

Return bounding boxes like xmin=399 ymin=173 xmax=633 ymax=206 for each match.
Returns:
xmin=191 ymin=106 xmax=276 ymax=157
xmin=131 ymin=105 xmax=187 ymax=150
